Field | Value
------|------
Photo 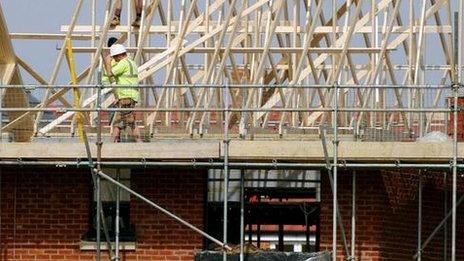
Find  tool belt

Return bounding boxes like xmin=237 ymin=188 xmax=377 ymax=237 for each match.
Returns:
xmin=114 ymin=98 xmax=136 ymax=129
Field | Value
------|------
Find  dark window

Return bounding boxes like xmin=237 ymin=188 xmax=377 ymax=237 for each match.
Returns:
xmin=205 ymin=169 xmax=321 ymax=252
xmin=83 ymin=169 xmax=136 ymax=242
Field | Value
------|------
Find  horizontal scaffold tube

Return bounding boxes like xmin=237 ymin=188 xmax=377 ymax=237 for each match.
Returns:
xmin=0 ymin=161 xmax=461 ymax=169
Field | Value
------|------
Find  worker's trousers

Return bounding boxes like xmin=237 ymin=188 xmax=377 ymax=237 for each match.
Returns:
xmin=114 ymin=0 xmax=142 ymax=10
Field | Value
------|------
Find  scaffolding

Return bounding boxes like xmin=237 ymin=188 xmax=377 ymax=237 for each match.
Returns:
xmin=0 ymin=0 xmax=463 ymax=260
xmin=0 ymin=84 xmax=462 ymax=261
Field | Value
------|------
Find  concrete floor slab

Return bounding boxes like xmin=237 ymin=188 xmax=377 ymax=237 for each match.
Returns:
xmin=0 ymin=140 xmax=459 ymax=163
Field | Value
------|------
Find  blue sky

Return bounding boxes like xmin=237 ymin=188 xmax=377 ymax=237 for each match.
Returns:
xmin=1 ymin=0 xmax=459 ymax=87
xmin=2 ymin=0 xmax=106 ymax=84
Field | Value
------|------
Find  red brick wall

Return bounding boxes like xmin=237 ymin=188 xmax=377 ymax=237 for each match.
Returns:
xmin=0 ymin=168 xmax=91 ymax=260
xmin=320 ymin=170 xmax=464 ymax=261
xmin=0 ymin=168 xmax=206 ymax=261
xmin=126 ymin=168 xmax=205 ymax=260
xmin=2 ymin=167 xmax=463 ymax=261
xmin=320 ymin=171 xmax=384 ymax=260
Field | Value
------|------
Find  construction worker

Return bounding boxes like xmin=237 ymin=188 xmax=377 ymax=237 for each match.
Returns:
xmin=111 ymin=0 xmax=143 ymax=27
xmin=103 ymin=43 xmax=141 ymax=142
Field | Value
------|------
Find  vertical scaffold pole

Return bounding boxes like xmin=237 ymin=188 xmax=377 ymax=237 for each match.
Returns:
xmin=351 ymin=171 xmax=356 ymax=259
xmin=451 ymin=84 xmax=458 ymax=261
xmin=451 ymin=10 xmax=460 ymax=261
xmin=95 ymin=72 xmax=102 ymax=261
xmin=451 ymin=85 xmax=459 ymax=261
xmin=240 ymin=169 xmax=245 ymax=261
xmin=451 ymin=86 xmax=458 ymax=261
xmin=223 ymin=82 xmax=230 ymax=261
xmin=115 ymin=169 xmax=120 ymax=260
xmin=92 ymin=70 xmax=114 ymax=261
xmin=417 ymin=173 xmax=423 ymax=261
xmin=332 ymin=83 xmax=339 ymax=259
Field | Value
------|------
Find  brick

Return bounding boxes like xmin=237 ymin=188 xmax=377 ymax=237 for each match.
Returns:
xmin=320 ymin=170 xmax=464 ymax=260
xmin=2 ymin=167 xmax=463 ymax=260
xmin=0 ymin=168 xmax=205 ymax=260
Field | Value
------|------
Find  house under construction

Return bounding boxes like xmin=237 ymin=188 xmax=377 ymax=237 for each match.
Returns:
xmin=0 ymin=0 xmax=464 ymax=260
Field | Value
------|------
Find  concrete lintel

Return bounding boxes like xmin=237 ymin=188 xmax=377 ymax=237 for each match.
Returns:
xmin=0 ymin=140 xmax=459 ymax=163
xmin=226 ymin=141 xmax=458 ymax=162
xmin=0 ymin=141 xmax=220 ymax=160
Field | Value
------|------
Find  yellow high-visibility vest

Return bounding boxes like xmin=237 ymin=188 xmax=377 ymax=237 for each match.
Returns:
xmin=111 ymin=57 xmax=139 ymax=102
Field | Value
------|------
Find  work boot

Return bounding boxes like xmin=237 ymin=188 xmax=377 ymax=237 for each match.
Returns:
xmin=110 ymin=15 xmax=120 ymax=27
xmin=132 ymin=15 xmax=141 ymax=27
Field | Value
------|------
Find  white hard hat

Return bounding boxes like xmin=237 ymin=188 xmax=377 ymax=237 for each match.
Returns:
xmin=110 ymin=44 xmax=127 ymax=56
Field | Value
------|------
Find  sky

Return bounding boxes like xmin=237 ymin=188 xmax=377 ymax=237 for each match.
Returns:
xmin=1 ymin=0 xmax=107 ymax=84
xmin=1 ymin=0 xmax=460 ymax=87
